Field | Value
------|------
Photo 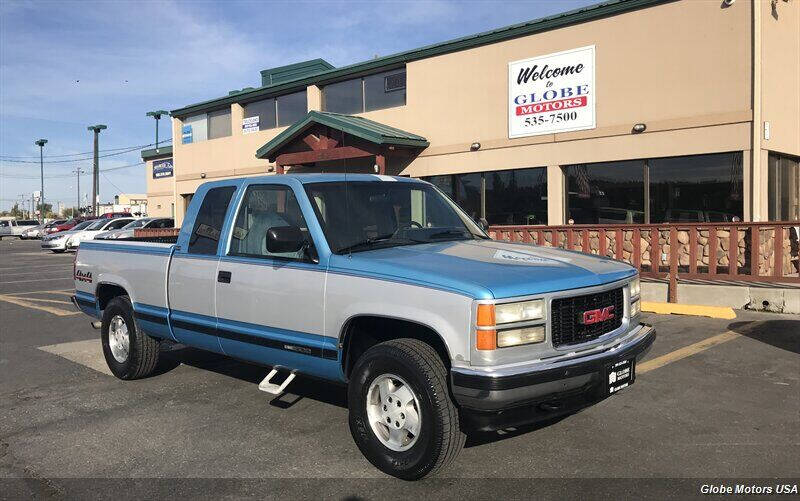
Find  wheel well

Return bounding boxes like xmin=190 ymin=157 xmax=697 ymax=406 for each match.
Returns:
xmin=341 ymin=316 xmax=451 ymax=379
xmin=96 ymin=283 xmax=128 ymax=311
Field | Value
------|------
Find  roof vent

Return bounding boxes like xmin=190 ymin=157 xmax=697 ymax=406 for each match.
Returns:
xmin=384 ymin=72 xmax=406 ymax=92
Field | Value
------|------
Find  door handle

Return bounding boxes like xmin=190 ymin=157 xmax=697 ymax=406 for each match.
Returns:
xmin=217 ymin=270 xmax=232 ymax=284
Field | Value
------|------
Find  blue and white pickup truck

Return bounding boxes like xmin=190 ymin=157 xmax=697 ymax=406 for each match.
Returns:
xmin=73 ymin=174 xmax=655 ymax=479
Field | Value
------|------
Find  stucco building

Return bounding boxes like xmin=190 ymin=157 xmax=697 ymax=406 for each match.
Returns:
xmin=144 ymin=0 xmax=800 ymax=227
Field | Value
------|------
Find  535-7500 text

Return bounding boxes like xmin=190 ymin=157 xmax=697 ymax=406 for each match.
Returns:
xmin=521 ymin=111 xmax=578 ymax=127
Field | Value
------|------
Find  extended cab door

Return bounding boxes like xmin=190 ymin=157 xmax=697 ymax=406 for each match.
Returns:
xmin=167 ymin=183 xmax=238 ymax=353
xmin=214 ymin=182 xmax=338 ymax=380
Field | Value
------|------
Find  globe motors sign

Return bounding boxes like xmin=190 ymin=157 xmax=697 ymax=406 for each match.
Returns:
xmin=508 ymin=45 xmax=595 ymax=138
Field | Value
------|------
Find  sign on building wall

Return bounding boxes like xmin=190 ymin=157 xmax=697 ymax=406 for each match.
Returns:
xmin=181 ymin=125 xmax=193 ymax=144
xmin=152 ymin=158 xmax=174 ymax=179
xmin=242 ymin=116 xmax=259 ymax=134
xmin=508 ymin=45 xmax=595 ymax=138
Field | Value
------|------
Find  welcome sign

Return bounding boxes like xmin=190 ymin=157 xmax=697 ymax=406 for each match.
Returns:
xmin=508 ymin=45 xmax=595 ymax=138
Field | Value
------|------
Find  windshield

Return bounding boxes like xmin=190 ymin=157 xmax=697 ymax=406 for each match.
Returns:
xmin=85 ymin=220 xmax=107 ymax=230
xmin=122 ymin=219 xmax=149 ymax=229
xmin=71 ymin=220 xmax=94 ymax=231
xmin=304 ymin=181 xmax=487 ymax=254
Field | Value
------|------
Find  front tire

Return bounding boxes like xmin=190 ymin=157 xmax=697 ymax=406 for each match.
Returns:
xmin=348 ymin=338 xmax=465 ymax=480
xmin=101 ymin=295 xmax=160 ymax=380
xmin=51 ymin=249 xmax=64 ymax=253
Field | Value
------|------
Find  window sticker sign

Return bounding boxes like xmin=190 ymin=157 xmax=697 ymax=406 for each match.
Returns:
xmin=508 ymin=45 xmax=595 ymax=138
xmin=181 ymin=125 xmax=193 ymax=144
xmin=242 ymin=116 xmax=259 ymax=135
xmin=152 ymin=158 xmax=174 ymax=179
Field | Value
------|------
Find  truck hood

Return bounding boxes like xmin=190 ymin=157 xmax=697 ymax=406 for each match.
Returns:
xmin=330 ymin=239 xmax=636 ymax=299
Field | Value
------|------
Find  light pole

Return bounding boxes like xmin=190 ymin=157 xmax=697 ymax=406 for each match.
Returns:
xmin=35 ymin=139 xmax=47 ymax=223
xmin=87 ymin=125 xmax=107 ymax=216
xmin=146 ymin=110 xmax=169 ymax=150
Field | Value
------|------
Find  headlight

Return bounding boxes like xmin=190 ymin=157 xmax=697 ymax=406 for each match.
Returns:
xmin=630 ymin=277 xmax=640 ymax=298
xmin=630 ymin=298 xmax=641 ymax=317
xmin=497 ymin=326 xmax=545 ymax=348
xmin=495 ymin=299 xmax=544 ymax=324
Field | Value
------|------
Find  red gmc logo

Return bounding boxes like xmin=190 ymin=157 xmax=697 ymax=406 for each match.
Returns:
xmin=581 ymin=306 xmax=615 ymax=325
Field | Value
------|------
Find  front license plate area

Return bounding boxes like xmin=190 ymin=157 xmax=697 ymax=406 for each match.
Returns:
xmin=606 ymin=358 xmax=635 ymax=395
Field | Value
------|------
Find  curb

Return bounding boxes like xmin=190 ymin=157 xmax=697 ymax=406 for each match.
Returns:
xmin=640 ymin=301 xmax=737 ymax=319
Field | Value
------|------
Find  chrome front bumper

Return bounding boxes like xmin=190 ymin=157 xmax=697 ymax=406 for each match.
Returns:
xmin=451 ymin=323 xmax=656 ymax=412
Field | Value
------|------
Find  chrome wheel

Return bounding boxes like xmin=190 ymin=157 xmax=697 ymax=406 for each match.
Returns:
xmin=365 ymin=373 xmax=422 ymax=452
xmin=108 ymin=315 xmax=130 ymax=363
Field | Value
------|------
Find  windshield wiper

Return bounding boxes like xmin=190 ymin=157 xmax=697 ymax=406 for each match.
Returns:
xmin=338 ymin=233 xmax=412 ymax=254
xmin=427 ymin=229 xmax=473 ymax=240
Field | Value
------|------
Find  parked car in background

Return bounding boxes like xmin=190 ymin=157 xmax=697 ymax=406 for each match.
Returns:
xmin=41 ymin=220 xmax=95 ymax=252
xmin=0 ymin=219 xmax=39 ymax=239
xmin=21 ymin=219 xmax=67 ymax=239
xmin=50 ymin=217 xmax=96 ymax=234
xmin=66 ymin=217 xmax=135 ymax=249
xmin=95 ymin=217 xmax=174 ymax=240
xmin=99 ymin=211 xmax=132 ymax=219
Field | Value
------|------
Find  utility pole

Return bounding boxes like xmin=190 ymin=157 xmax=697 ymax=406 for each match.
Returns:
xmin=146 ymin=110 xmax=169 ymax=150
xmin=35 ymin=139 xmax=47 ymax=222
xmin=72 ymin=168 xmax=85 ymax=217
xmin=87 ymin=125 xmax=107 ymax=216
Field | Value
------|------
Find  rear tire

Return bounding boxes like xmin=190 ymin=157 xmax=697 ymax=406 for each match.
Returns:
xmin=101 ymin=295 xmax=160 ymax=380
xmin=51 ymin=249 xmax=64 ymax=253
xmin=348 ymin=338 xmax=465 ymax=480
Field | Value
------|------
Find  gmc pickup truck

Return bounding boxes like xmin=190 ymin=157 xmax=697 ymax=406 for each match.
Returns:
xmin=73 ymin=173 xmax=655 ymax=479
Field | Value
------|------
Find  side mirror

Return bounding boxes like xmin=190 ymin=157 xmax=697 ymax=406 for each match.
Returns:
xmin=266 ymin=226 xmax=305 ymax=253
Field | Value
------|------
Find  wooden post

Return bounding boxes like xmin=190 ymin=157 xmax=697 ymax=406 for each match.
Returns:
xmin=729 ymin=225 xmax=738 ymax=276
xmin=375 ymin=154 xmax=386 ymax=175
xmin=689 ymin=227 xmax=698 ymax=275
xmin=633 ymin=228 xmax=641 ymax=269
xmin=774 ymin=226 xmax=783 ymax=278
xmin=599 ymin=229 xmax=607 ymax=257
xmin=750 ymin=226 xmax=760 ymax=278
xmin=709 ymin=227 xmax=718 ymax=276
xmin=669 ymin=226 xmax=678 ymax=302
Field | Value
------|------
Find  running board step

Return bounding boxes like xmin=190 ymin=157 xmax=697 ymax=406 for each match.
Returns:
xmin=258 ymin=368 xmax=296 ymax=395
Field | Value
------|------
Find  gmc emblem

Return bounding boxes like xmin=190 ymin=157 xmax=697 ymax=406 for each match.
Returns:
xmin=581 ymin=305 xmax=615 ymax=325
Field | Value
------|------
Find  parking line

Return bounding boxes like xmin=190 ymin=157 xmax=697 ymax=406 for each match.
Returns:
xmin=0 ymin=293 xmax=79 ymax=316
xmin=638 ymin=330 xmax=741 ymax=374
xmin=0 ymin=264 xmax=69 ymax=271
xmin=8 ymin=289 xmax=73 ymax=296
xmin=0 ymin=277 xmax=74 ymax=284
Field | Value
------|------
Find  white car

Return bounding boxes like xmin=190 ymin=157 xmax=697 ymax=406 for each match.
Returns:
xmin=66 ymin=218 xmax=135 ymax=249
xmin=0 ymin=219 xmax=40 ymax=239
xmin=41 ymin=220 xmax=95 ymax=252
xmin=95 ymin=217 xmax=174 ymax=240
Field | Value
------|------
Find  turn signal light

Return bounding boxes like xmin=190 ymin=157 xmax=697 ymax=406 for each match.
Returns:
xmin=476 ymin=329 xmax=497 ymax=350
xmin=476 ymin=304 xmax=495 ymax=327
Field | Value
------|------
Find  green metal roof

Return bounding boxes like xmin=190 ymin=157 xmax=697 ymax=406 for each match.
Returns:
xmin=171 ymin=0 xmax=672 ymax=118
xmin=255 ymin=111 xmax=429 ymax=161
xmin=140 ymin=145 xmax=172 ymax=160
xmin=261 ymin=59 xmax=335 ymax=87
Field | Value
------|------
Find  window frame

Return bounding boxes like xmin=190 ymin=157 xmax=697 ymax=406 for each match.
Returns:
xmin=225 ymin=183 xmax=318 ymax=263
xmin=187 ymin=186 xmax=236 ymax=255
xmin=322 ymin=67 xmax=407 ymax=114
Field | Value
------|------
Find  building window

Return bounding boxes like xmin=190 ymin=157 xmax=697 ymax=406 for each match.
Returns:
xmin=565 ymin=152 xmax=743 ymax=224
xmin=566 ymin=161 xmax=645 ymax=224
xmin=243 ymin=98 xmax=277 ymax=131
xmin=277 ymin=90 xmax=308 ymax=126
xmin=323 ymin=68 xmax=406 ymax=114
xmin=183 ymin=114 xmax=208 ymax=143
xmin=425 ymin=168 xmax=546 ymax=224
xmin=207 ymin=109 xmax=231 ymax=139
xmin=768 ymin=153 xmax=800 ymax=221
xmin=649 ymin=152 xmax=742 ymax=223
xmin=485 ymin=168 xmax=548 ymax=225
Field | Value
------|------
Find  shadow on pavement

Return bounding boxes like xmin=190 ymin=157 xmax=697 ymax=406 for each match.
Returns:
xmin=159 ymin=346 xmax=349 ymax=409
xmin=728 ymin=320 xmax=800 ymax=355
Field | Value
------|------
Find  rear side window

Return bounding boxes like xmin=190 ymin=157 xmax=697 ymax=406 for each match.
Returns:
xmin=188 ymin=186 xmax=236 ymax=255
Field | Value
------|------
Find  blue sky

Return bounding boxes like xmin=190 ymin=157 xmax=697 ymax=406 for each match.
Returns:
xmin=0 ymin=0 xmax=597 ymax=212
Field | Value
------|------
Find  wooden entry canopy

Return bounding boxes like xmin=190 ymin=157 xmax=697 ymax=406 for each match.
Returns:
xmin=255 ymin=111 xmax=429 ymax=174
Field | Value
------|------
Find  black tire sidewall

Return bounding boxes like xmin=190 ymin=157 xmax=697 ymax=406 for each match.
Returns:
xmin=348 ymin=344 xmax=447 ymax=480
xmin=101 ymin=297 xmax=138 ymax=379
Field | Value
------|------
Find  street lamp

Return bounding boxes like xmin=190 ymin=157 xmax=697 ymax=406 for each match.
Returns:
xmin=87 ymin=125 xmax=107 ymax=216
xmin=35 ymin=139 xmax=47 ymax=223
xmin=146 ymin=110 xmax=170 ymax=149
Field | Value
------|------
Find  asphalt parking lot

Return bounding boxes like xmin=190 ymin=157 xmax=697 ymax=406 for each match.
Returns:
xmin=1 ymin=238 xmax=798 ymax=499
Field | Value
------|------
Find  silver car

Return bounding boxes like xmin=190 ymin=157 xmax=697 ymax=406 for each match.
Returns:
xmin=95 ymin=217 xmax=174 ymax=240
xmin=41 ymin=220 xmax=95 ymax=252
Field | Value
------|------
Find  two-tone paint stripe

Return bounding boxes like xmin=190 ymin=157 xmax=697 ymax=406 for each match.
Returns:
xmin=132 ymin=303 xmax=338 ymax=361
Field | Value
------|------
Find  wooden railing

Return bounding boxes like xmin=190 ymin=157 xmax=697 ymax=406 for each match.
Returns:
xmin=133 ymin=227 xmax=180 ymax=243
xmin=490 ymin=221 xmax=800 ymax=301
